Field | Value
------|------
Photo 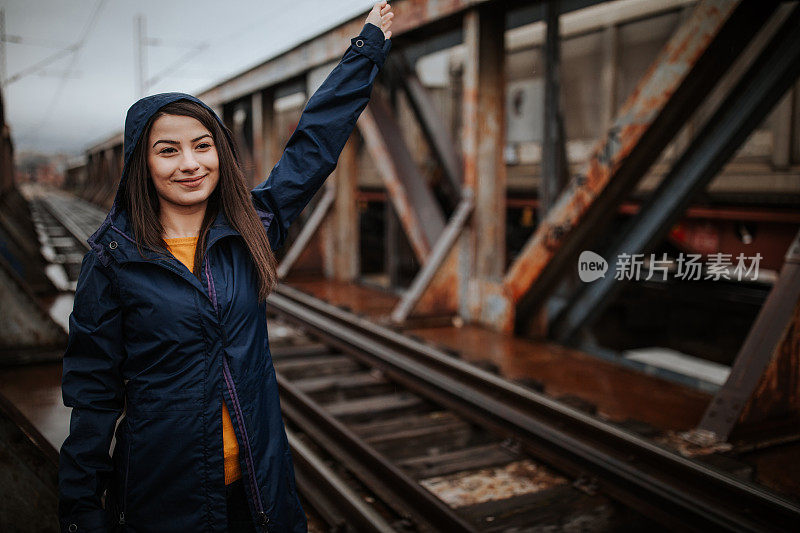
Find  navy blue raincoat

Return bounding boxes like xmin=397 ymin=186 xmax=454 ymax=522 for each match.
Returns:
xmin=58 ymin=22 xmax=390 ymax=533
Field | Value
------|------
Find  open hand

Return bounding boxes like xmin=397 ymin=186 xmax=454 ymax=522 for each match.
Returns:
xmin=365 ymin=1 xmax=393 ymax=40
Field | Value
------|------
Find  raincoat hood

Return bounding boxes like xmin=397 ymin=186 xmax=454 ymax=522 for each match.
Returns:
xmin=109 ymin=92 xmax=235 ymax=220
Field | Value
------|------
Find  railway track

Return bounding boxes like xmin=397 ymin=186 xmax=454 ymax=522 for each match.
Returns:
xmin=29 ymin=191 xmax=106 ymax=290
xmin=35 ymin=190 xmax=800 ymax=532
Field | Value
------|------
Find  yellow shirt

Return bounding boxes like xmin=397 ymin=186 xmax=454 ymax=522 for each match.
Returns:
xmin=164 ymin=236 xmax=242 ymax=485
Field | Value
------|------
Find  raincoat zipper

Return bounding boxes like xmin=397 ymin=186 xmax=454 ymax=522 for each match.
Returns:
xmin=204 ymin=255 xmax=270 ymax=531
xmin=118 ymin=432 xmax=130 ymax=527
xmin=107 ymin=225 xmax=270 ymax=529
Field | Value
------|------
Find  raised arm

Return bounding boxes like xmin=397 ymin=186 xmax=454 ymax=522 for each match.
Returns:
xmin=58 ymin=251 xmax=126 ymax=533
xmin=251 ymin=3 xmax=393 ymax=251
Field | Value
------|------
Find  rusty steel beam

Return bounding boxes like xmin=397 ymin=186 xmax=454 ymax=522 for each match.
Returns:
xmin=551 ymin=3 xmax=800 ymax=343
xmin=277 ymin=186 xmax=336 ymax=280
xmin=323 ymin=136 xmax=360 ymax=282
xmin=391 ymin=190 xmax=473 ymax=323
xmin=358 ymin=92 xmax=446 ymax=263
xmin=96 ymin=149 xmax=112 ymax=207
xmin=502 ymin=0 xmax=777 ymax=335
xmin=79 ymin=154 xmax=93 ymax=202
xmin=461 ymin=5 xmax=508 ymax=325
xmin=251 ymin=90 xmax=266 ymax=188
xmin=100 ymin=148 xmax=119 ymax=208
xmin=392 ymin=54 xmax=463 ymax=205
xmin=198 ymin=0 xmax=496 ymax=107
xmin=692 ymin=229 xmax=800 ymax=443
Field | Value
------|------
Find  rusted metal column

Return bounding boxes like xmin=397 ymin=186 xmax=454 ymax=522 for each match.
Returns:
xmin=499 ymin=0 xmax=775 ymax=335
xmin=322 ymin=135 xmax=360 ymax=282
xmin=381 ymin=52 xmax=472 ymax=319
xmin=261 ymin=90 xmax=280 ymax=174
xmin=734 ymin=294 xmax=800 ymax=441
xmin=251 ymin=89 xmax=279 ymax=185
xmin=251 ymin=90 xmax=266 ymax=187
xmin=77 ymin=153 xmax=92 ymax=200
xmin=772 ymin=88 xmax=793 ymax=170
xmin=540 ymin=0 xmax=568 ymax=223
xmin=233 ymin=99 xmax=255 ymax=183
xmin=600 ymin=23 xmax=619 ymax=134
xmin=113 ymin=144 xmax=123 ymax=178
xmin=461 ymin=6 xmax=508 ymax=324
xmin=90 ymin=149 xmax=111 ymax=205
xmin=101 ymin=148 xmax=118 ymax=208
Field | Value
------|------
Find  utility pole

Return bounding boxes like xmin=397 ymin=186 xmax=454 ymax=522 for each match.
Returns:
xmin=1 ymin=9 xmax=7 ymax=87
xmin=135 ymin=14 xmax=147 ymax=97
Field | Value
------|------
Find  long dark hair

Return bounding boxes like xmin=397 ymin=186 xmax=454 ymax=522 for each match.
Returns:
xmin=122 ymin=99 xmax=278 ymax=302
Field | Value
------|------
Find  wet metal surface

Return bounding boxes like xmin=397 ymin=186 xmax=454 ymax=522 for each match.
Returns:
xmin=409 ymin=323 xmax=711 ymax=432
xmin=287 ymin=276 xmax=710 ymax=432
xmin=287 ymin=276 xmax=400 ymax=318
xmin=0 ymin=362 xmax=68 ymax=452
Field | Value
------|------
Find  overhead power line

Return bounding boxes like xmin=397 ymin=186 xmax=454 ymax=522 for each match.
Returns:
xmin=29 ymin=0 xmax=108 ymax=144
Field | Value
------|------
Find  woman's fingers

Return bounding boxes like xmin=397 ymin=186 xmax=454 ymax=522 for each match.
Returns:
xmin=366 ymin=0 xmax=393 ymax=40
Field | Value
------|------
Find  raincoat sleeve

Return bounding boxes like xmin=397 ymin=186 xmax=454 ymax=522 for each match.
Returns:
xmin=58 ymin=250 xmax=126 ymax=533
xmin=250 ymin=21 xmax=391 ymax=251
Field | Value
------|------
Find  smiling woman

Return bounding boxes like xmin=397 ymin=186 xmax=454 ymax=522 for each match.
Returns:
xmin=57 ymin=2 xmax=393 ymax=532
xmin=121 ymin=97 xmax=277 ymax=298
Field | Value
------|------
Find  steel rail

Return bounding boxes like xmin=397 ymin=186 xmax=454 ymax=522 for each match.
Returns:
xmin=40 ymin=193 xmax=800 ymax=530
xmin=267 ymin=286 xmax=800 ymax=532
xmin=285 ymin=427 xmax=397 ymax=533
xmin=40 ymin=195 xmax=105 ymax=251
xmin=278 ymin=375 xmax=477 ymax=533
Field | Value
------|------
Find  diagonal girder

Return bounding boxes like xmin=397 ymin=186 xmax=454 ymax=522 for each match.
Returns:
xmin=697 ymin=229 xmax=800 ymax=442
xmin=357 ymin=91 xmax=446 ymax=263
xmin=391 ymin=54 xmax=463 ymax=206
xmin=502 ymin=0 xmax=777 ymax=335
xmin=551 ymin=4 xmax=800 ymax=343
xmin=277 ymin=185 xmax=336 ymax=279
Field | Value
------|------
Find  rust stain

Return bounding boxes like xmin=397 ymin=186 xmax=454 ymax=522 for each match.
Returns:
xmin=420 ymin=459 xmax=568 ymax=508
xmin=502 ymin=0 xmax=738 ymax=330
xmin=414 ymin=247 xmax=460 ymax=316
xmin=738 ymin=294 xmax=800 ymax=429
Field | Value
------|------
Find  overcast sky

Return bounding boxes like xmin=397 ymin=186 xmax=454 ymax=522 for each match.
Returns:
xmin=2 ymin=0 xmax=379 ymax=157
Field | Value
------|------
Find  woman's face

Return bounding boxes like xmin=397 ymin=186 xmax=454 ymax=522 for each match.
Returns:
xmin=147 ymin=114 xmax=220 ymax=210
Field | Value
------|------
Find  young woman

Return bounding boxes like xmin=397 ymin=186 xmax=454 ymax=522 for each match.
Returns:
xmin=57 ymin=3 xmax=393 ymax=532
